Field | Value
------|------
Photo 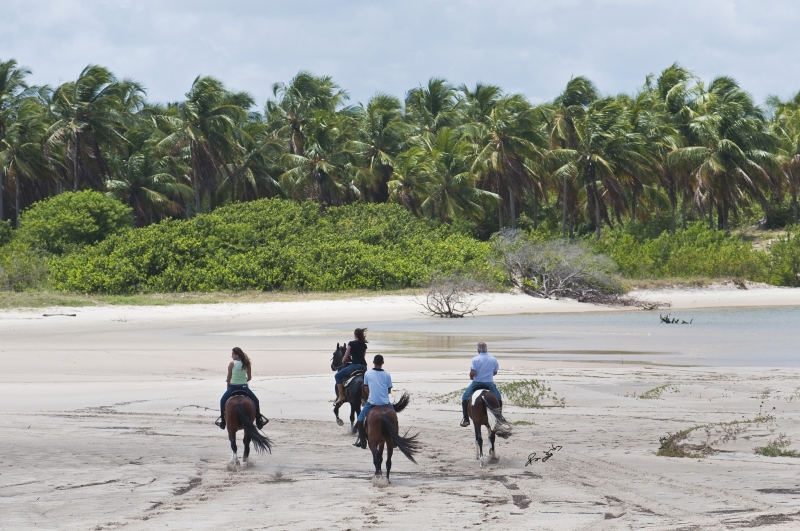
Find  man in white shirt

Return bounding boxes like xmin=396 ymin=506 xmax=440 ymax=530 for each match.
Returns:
xmin=460 ymin=342 xmax=501 ymax=427
xmin=353 ymin=354 xmax=393 ymax=448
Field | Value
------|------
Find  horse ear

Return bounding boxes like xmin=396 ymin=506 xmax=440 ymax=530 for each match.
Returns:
xmin=337 ymin=343 xmax=340 ymax=349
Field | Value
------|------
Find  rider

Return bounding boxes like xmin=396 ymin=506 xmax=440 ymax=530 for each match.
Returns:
xmin=353 ymin=354 xmax=393 ymax=449
xmin=334 ymin=328 xmax=369 ymax=405
xmin=216 ymin=347 xmax=267 ymax=430
xmin=460 ymin=342 xmax=501 ymax=427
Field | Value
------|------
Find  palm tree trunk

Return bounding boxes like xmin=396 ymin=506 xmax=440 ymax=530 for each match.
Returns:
xmin=73 ymin=136 xmax=80 ymax=191
xmin=15 ymin=174 xmax=20 ymax=229
xmin=497 ymin=200 xmax=503 ymax=230
xmin=561 ymin=174 xmax=568 ymax=237
xmin=631 ymin=188 xmax=637 ymax=222
xmin=708 ymin=192 xmax=713 ymax=229
xmin=0 ymin=174 xmax=4 ymax=222
xmin=533 ymin=187 xmax=539 ymax=230
xmin=509 ymin=187 xmax=516 ymax=230
xmin=792 ymin=187 xmax=798 ymax=225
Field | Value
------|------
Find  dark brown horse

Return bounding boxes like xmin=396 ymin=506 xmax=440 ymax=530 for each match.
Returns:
xmin=467 ymin=390 xmax=512 ymax=467
xmin=364 ymin=393 xmax=419 ymax=483
xmin=331 ymin=343 xmax=364 ymax=431
xmin=225 ymin=393 xmax=272 ymax=469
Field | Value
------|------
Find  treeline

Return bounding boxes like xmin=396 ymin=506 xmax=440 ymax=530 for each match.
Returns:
xmin=1 ymin=59 xmax=800 ymax=238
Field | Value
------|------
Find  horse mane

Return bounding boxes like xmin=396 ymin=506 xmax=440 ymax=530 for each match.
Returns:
xmin=392 ymin=392 xmax=411 ymax=413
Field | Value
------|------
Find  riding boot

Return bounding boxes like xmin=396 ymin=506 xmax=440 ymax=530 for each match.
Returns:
xmin=255 ymin=404 xmax=268 ymax=429
xmin=460 ymin=399 xmax=470 ymax=427
xmin=353 ymin=420 xmax=367 ymax=449
xmin=335 ymin=383 xmax=347 ymax=405
xmin=216 ymin=409 xmax=226 ymax=430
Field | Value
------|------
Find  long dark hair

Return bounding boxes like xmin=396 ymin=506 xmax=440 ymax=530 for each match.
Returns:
xmin=354 ymin=327 xmax=368 ymax=344
xmin=232 ymin=347 xmax=251 ymax=374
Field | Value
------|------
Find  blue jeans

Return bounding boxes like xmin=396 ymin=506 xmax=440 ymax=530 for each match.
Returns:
xmin=334 ymin=364 xmax=367 ymax=384
xmin=220 ymin=384 xmax=259 ymax=414
xmin=357 ymin=402 xmax=394 ymax=422
xmin=462 ymin=381 xmax=501 ymax=403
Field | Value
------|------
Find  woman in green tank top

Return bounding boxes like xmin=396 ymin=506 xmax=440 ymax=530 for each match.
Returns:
xmin=216 ymin=347 xmax=267 ymax=430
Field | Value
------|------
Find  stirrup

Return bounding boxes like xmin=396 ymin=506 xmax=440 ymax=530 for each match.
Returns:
xmin=215 ymin=416 xmax=226 ymax=429
xmin=460 ymin=418 xmax=470 ymax=427
xmin=256 ymin=415 xmax=269 ymax=429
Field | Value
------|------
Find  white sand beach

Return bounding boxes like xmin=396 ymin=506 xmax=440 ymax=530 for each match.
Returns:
xmin=2 ymin=287 xmax=800 ymax=530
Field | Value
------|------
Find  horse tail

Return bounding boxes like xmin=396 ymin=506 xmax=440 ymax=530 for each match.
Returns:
xmin=234 ymin=403 xmax=273 ymax=454
xmin=481 ymin=395 xmax=512 ymax=439
xmin=392 ymin=392 xmax=411 ymax=413
xmin=380 ymin=412 xmax=420 ymax=464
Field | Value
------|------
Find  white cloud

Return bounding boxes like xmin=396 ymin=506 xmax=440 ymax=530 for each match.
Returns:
xmin=2 ymin=0 xmax=798 ymax=107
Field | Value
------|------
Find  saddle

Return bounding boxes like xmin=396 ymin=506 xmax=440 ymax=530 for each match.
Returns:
xmin=344 ymin=370 xmax=365 ymax=388
xmin=228 ymin=390 xmax=251 ymax=400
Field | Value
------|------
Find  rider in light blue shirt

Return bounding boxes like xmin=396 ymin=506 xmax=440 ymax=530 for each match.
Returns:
xmin=353 ymin=354 xmax=393 ymax=449
xmin=460 ymin=342 xmax=501 ymax=427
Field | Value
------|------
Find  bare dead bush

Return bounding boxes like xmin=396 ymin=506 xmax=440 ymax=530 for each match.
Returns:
xmin=416 ymin=273 xmax=488 ymax=318
xmin=493 ymin=230 xmax=666 ymax=309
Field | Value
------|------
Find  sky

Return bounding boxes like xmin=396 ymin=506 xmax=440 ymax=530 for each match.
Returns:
xmin=2 ymin=0 xmax=799 ymax=108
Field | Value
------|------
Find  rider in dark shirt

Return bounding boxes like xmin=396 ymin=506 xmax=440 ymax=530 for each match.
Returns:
xmin=334 ymin=328 xmax=369 ymax=404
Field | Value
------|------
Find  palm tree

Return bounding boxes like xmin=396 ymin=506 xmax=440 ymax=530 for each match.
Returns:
xmin=0 ymin=99 xmax=52 ymax=227
xmin=546 ymin=77 xmax=599 ymax=236
xmin=550 ymin=97 xmax=650 ymax=240
xmin=157 ymin=76 xmax=253 ymax=214
xmin=468 ymin=95 xmax=545 ymax=230
xmin=768 ymin=92 xmax=800 ymax=224
xmin=350 ymin=93 xmax=406 ymax=202
xmin=387 ymin=146 xmax=435 ymax=215
xmin=46 ymin=65 xmax=143 ymax=191
xmin=266 ymin=71 xmax=349 ymax=157
xmin=458 ymin=83 xmax=502 ymax=124
xmin=671 ymin=77 xmax=777 ymax=230
xmin=405 ymin=78 xmax=459 ymax=140
xmin=0 ymin=59 xmax=32 ymax=221
xmin=219 ymin=118 xmax=284 ymax=203
xmin=421 ymin=127 xmax=498 ymax=222
xmin=278 ymin=110 xmax=359 ymax=206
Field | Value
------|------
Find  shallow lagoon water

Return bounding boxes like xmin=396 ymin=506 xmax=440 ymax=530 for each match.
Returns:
xmin=347 ymin=305 xmax=800 ymax=367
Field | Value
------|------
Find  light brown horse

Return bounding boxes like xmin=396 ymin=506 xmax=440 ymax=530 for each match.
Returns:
xmin=225 ymin=393 xmax=272 ymax=468
xmin=467 ymin=390 xmax=512 ymax=467
xmin=364 ymin=393 xmax=418 ymax=483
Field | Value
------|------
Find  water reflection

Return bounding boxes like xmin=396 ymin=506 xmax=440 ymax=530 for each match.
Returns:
xmin=334 ymin=306 xmax=800 ymax=367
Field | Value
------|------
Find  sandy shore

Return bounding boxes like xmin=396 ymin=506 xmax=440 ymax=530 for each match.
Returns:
xmin=2 ymin=288 xmax=800 ymax=530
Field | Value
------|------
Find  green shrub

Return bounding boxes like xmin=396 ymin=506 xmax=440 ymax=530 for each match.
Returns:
xmin=0 ymin=241 xmax=48 ymax=291
xmin=767 ymin=226 xmax=800 ymax=287
xmin=50 ymin=199 xmax=494 ymax=294
xmin=18 ymin=191 xmax=132 ymax=254
xmin=0 ymin=220 xmax=11 ymax=247
xmin=595 ymin=223 xmax=769 ymax=280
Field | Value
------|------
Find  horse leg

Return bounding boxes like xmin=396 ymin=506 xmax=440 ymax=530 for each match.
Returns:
xmin=334 ymin=385 xmax=344 ymax=426
xmin=349 ymin=401 xmax=357 ymax=433
xmin=228 ymin=431 xmax=239 ymax=467
xmin=370 ymin=440 xmax=382 ymax=477
xmin=489 ymin=431 xmax=497 ymax=462
xmin=386 ymin=443 xmax=393 ymax=484
xmin=377 ymin=441 xmax=385 ymax=478
xmin=243 ymin=431 xmax=251 ymax=463
xmin=473 ymin=423 xmax=484 ymax=467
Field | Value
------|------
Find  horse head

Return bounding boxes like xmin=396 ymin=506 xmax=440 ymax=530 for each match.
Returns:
xmin=331 ymin=342 xmax=347 ymax=371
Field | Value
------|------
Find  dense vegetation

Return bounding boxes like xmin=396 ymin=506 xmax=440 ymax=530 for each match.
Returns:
xmin=2 ymin=58 xmax=800 ymax=295
xmin=48 ymin=197 xmax=490 ymax=294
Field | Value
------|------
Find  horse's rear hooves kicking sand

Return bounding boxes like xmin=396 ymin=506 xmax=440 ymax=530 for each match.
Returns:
xmin=468 ymin=390 xmax=512 ymax=468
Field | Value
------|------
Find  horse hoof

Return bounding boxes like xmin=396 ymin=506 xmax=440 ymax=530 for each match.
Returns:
xmin=479 ymin=459 xmax=485 ymax=468
xmin=336 ymin=418 xmax=344 ymax=426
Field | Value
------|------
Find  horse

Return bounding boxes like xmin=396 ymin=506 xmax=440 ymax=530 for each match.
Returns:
xmin=364 ymin=392 xmax=419 ymax=484
xmin=331 ymin=343 xmax=364 ymax=431
xmin=225 ymin=393 xmax=273 ymax=469
xmin=467 ymin=389 xmax=512 ymax=468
